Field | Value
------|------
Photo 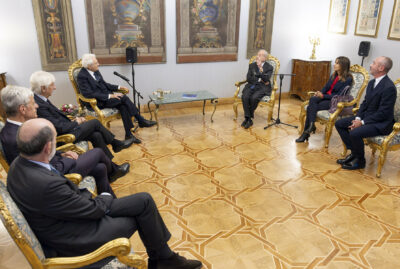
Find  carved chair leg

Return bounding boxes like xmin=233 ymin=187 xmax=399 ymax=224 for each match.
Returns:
xmin=341 ymin=141 xmax=347 ymax=157
xmin=233 ymin=102 xmax=239 ymax=120
xmin=324 ymin=122 xmax=333 ymax=148
xmin=298 ymin=109 xmax=306 ymax=134
xmin=376 ymin=148 xmax=388 ymax=178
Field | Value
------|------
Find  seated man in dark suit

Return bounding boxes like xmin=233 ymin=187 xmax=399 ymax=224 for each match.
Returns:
xmin=241 ymin=49 xmax=273 ymax=129
xmin=7 ymin=118 xmax=202 ymax=269
xmin=77 ymin=53 xmax=156 ymax=139
xmin=335 ymin=56 xmax=397 ymax=170
xmin=30 ymin=71 xmax=136 ymax=160
xmin=0 ymin=85 xmax=130 ymax=196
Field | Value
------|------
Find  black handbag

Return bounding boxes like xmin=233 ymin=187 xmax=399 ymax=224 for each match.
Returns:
xmin=328 ymin=86 xmax=354 ymax=116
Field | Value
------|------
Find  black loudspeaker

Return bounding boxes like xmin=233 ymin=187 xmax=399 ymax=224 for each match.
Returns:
xmin=358 ymin=41 xmax=370 ymax=57
xmin=126 ymin=47 xmax=137 ymax=63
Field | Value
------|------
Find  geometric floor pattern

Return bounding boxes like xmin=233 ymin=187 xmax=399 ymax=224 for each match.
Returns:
xmin=1 ymin=98 xmax=400 ymax=268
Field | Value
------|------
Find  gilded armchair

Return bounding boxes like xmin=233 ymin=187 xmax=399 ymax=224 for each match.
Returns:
xmin=233 ymin=55 xmax=280 ymax=123
xmin=68 ymin=59 xmax=129 ymax=129
xmin=362 ymin=78 xmax=400 ymax=177
xmin=298 ymin=64 xmax=369 ymax=148
xmin=0 ymin=181 xmax=146 ymax=269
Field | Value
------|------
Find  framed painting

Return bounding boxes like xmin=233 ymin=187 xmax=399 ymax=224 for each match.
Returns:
xmin=176 ymin=0 xmax=241 ymax=63
xmin=85 ymin=0 xmax=166 ymax=65
xmin=32 ymin=0 xmax=77 ymax=71
xmin=388 ymin=0 xmax=400 ymax=40
xmin=246 ymin=0 xmax=275 ymax=59
xmin=327 ymin=0 xmax=351 ymax=34
xmin=354 ymin=0 xmax=384 ymax=37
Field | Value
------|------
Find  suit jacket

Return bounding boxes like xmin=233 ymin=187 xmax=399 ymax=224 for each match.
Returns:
xmin=77 ymin=68 xmax=119 ymax=108
xmin=34 ymin=94 xmax=78 ymax=135
xmin=320 ymin=75 xmax=353 ymax=100
xmin=6 ymin=156 xmax=120 ymax=257
xmin=0 ymin=121 xmax=76 ymax=173
xmin=245 ymin=62 xmax=274 ymax=96
xmin=356 ymin=75 xmax=397 ymax=134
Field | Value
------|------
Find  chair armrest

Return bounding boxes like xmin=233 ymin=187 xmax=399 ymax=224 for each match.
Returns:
xmin=78 ymin=95 xmax=98 ymax=106
xmin=57 ymin=134 xmax=76 ymax=144
xmin=352 ymin=107 xmax=359 ymax=115
xmin=42 ymin=238 xmax=144 ymax=269
xmin=65 ymin=173 xmax=82 ymax=185
xmin=116 ymin=88 xmax=129 ymax=94
xmin=56 ymin=143 xmax=80 ymax=153
xmin=233 ymin=80 xmax=247 ymax=98
xmin=393 ymin=122 xmax=400 ymax=132
xmin=307 ymin=91 xmax=316 ymax=97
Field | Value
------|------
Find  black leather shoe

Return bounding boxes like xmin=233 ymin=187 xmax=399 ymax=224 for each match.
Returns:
xmin=336 ymin=153 xmax=355 ymax=165
xmin=149 ymin=252 xmax=202 ymax=269
xmin=139 ymin=119 xmax=157 ymax=128
xmin=124 ymin=134 xmax=142 ymax=144
xmin=109 ymin=162 xmax=130 ymax=183
xmin=295 ymin=132 xmax=310 ymax=143
xmin=241 ymin=119 xmax=248 ymax=127
xmin=341 ymin=158 xmax=366 ymax=170
xmin=304 ymin=122 xmax=316 ymax=134
xmin=112 ymin=138 xmax=135 ymax=153
xmin=244 ymin=119 xmax=253 ymax=129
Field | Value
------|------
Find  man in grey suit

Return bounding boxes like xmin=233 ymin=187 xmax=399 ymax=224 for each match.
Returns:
xmin=7 ymin=118 xmax=202 ymax=269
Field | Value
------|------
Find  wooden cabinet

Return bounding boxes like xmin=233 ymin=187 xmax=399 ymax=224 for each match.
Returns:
xmin=289 ymin=59 xmax=331 ymax=101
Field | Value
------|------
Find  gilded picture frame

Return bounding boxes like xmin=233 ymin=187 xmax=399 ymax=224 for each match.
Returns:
xmin=85 ymin=0 xmax=166 ymax=65
xmin=354 ymin=0 xmax=384 ymax=37
xmin=32 ymin=0 xmax=77 ymax=71
xmin=388 ymin=0 xmax=400 ymax=40
xmin=176 ymin=0 xmax=241 ymax=63
xmin=246 ymin=0 xmax=275 ymax=59
xmin=327 ymin=0 xmax=351 ymax=34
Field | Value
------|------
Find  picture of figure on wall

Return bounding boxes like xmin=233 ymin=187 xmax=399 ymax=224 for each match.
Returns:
xmin=177 ymin=0 xmax=241 ymax=63
xmin=86 ymin=0 xmax=166 ymax=64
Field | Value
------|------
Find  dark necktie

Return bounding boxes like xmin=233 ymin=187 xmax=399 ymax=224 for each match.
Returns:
xmin=94 ymin=71 xmax=101 ymax=81
xmin=50 ymin=165 xmax=61 ymax=176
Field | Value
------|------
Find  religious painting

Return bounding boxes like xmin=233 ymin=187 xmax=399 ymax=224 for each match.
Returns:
xmin=176 ymin=0 xmax=241 ymax=63
xmin=327 ymin=0 xmax=351 ymax=34
xmin=354 ymin=0 xmax=383 ymax=37
xmin=32 ymin=0 xmax=77 ymax=71
xmin=246 ymin=0 xmax=275 ymax=59
xmin=388 ymin=0 xmax=400 ymax=40
xmin=86 ymin=0 xmax=166 ymax=64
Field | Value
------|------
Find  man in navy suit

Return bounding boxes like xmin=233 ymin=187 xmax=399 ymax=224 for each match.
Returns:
xmin=241 ymin=49 xmax=274 ymax=129
xmin=335 ymin=56 xmax=397 ymax=170
xmin=0 ymin=85 xmax=130 ymax=195
xmin=77 ymin=53 xmax=156 ymax=139
xmin=30 ymin=71 xmax=136 ymax=160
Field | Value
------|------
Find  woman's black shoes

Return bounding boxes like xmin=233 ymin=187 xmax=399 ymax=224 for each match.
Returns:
xmin=295 ymin=132 xmax=310 ymax=143
xmin=304 ymin=122 xmax=316 ymax=134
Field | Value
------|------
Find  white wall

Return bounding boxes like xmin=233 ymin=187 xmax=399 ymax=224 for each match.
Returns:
xmin=0 ymin=0 xmax=399 ymax=107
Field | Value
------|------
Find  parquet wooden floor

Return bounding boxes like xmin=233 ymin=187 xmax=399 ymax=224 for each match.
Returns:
xmin=1 ymin=98 xmax=400 ymax=268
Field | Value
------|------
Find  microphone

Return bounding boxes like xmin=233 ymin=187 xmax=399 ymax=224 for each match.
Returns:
xmin=113 ymin=71 xmax=129 ymax=82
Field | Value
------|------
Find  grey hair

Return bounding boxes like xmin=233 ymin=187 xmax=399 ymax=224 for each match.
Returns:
xmin=259 ymin=49 xmax=269 ymax=58
xmin=82 ymin=53 xmax=96 ymax=68
xmin=380 ymin=56 xmax=393 ymax=73
xmin=30 ymin=71 xmax=55 ymax=95
xmin=1 ymin=85 xmax=33 ymax=117
xmin=17 ymin=125 xmax=54 ymax=156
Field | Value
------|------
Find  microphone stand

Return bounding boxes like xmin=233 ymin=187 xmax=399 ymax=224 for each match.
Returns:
xmin=129 ymin=62 xmax=143 ymax=116
xmin=264 ymin=74 xmax=298 ymax=130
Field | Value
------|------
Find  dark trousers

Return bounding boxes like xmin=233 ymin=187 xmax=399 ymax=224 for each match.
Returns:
xmin=70 ymin=119 xmax=115 ymax=159
xmin=102 ymin=95 xmax=144 ymax=137
xmin=107 ymin=192 xmax=171 ymax=258
xmin=70 ymin=148 xmax=116 ymax=197
xmin=335 ymin=116 xmax=381 ymax=159
xmin=242 ymin=84 xmax=267 ymax=119
xmin=305 ymin=97 xmax=331 ymax=128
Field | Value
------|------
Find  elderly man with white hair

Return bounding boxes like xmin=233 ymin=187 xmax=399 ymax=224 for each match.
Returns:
xmin=77 ymin=53 xmax=156 ymax=140
xmin=241 ymin=49 xmax=273 ymax=129
xmin=30 ymin=70 xmax=135 ymax=160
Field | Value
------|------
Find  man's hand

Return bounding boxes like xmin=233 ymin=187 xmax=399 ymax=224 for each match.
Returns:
xmin=74 ymin=117 xmax=86 ymax=124
xmin=61 ymin=151 xmax=79 ymax=160
xmin=315 ymin=91 xmax=323 ymax=98
xmin=110 ymin=92 xmax=124 ymax=99
xmin=349 ymin=119 xmax=362 ymax=130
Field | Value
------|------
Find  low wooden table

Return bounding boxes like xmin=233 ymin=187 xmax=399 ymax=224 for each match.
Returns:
xmin=147 ymin=90 xmax=218 ymax=130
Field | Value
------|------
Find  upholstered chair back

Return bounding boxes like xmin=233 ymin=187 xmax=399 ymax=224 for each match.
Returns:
xmin=393 ymin=79 xmax=400 ymax=122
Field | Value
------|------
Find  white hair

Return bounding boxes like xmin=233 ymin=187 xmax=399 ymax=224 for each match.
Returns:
xmin=30 ymin=71 xmax=55 ymax=95
xmin=1 ymin=85 xmax=33 ymax=117
xmin=82 ymin=53 xmax=96 ymax=68
xmin=259 ymin=49 xmax=269 ymax=58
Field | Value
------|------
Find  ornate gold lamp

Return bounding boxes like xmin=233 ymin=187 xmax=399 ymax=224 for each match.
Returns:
xmin=309 ymin=35 xmax=320 ymax=60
